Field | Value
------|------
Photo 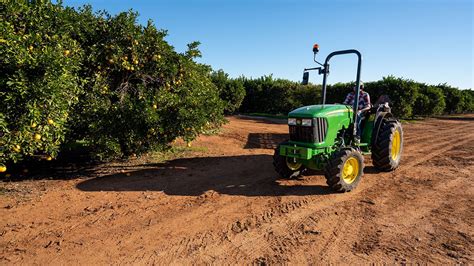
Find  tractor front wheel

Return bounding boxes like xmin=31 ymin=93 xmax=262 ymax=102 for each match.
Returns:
xmin=273 ymin=144 xmax=306 ymax=179
xmin=324 ymin=149 xmax=364 ymax=192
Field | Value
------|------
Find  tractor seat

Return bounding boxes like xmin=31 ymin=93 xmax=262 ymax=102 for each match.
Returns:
xmin=368 ymin=104 xmax=378 ymax=114
xmin=359 ymin=104 xmax=374 ymax=117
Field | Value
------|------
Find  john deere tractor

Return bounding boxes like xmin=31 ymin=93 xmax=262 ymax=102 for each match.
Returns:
xmin=273 ymin=44 xmax=403 ymax=192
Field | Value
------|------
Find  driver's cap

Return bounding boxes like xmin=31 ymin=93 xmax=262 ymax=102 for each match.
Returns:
xmin=354 ymin=81 xmax=364 ymax=89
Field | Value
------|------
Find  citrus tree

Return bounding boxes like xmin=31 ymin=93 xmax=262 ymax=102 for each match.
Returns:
xmin=65 ymin=7 xmax=224 ymax=159
xmin=0 ymin=1 xmax=225 ymax=170
xmin=0 ymin=1 xmax=82 ymax=170
xmin=210 ymin=70 xmax=245 ymax=114
xmin=413 ymin=85 xmax=445 ymax=117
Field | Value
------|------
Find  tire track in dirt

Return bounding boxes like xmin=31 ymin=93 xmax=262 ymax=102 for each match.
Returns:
xmin=402 ymin=136 xmax=473 ymax=170
xmin=397 ymin=125 xmax=473 ymax=166
xmin=2 ymin=116 xmax=473 ymax=264
xmin=402 ymin=119 xmax=471 ymax=142
xmin=129 ymin=197 xmax=316 ymax=264
xmin=149 ymin=147 xmax=466 ymax=262
xmin=11 ymin=160 xmax=283 ymax=263
xmin=350 ymin=142 xmax=474 ymax=263
xmin=146 ymin=123 xmax=474 ymax=263
xmin=403 ymin=124 xmax=471 ymax=148
xmin=352 ymin=176 xmax=467 ymax=258
xmin=282 ymin=136 xmax=474 ymax=263
xmin=25 ymin=124 xmax=464 ymax=264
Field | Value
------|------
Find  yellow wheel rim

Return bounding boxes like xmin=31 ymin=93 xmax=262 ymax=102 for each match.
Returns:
xmin=391 ymin=129 xmax=401 ymax=161
xmin=286 ymin=158 xmax=302 ymax=171
xmin=342 ymin=157 xmax=359 ymax=184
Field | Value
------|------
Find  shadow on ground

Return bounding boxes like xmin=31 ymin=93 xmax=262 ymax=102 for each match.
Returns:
xmin=77 ymin=154 xmax=335 ymax=196
xmin=1 ymin=150 xmax=100 ymax=182
xmin=77 ymin=154 xmax=381 ymax=197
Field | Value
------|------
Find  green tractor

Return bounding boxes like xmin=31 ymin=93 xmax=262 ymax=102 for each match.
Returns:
xmin=273 ymin=44 xmax=403 ymax=192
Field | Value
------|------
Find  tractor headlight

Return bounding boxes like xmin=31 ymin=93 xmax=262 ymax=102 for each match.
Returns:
xmin=288 ymin=118 xmax=296 ymax=125
xmin=301 ymin=118 xmax=312 ymax=126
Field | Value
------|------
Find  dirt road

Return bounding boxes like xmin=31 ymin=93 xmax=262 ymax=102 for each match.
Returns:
xmin=1 ymin=115 xmax=473 ymax=264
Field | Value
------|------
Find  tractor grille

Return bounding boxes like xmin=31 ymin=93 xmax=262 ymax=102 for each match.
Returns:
xmin=289 ymin=117 xmax=328 ymax=143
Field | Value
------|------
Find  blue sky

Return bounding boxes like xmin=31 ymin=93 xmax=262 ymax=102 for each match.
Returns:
xmin=63 ymin=0 xmax=473 ymax=89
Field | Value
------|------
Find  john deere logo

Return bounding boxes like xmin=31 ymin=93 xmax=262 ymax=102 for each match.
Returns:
xmin=296 ymin=119 xmax=302 ymax=125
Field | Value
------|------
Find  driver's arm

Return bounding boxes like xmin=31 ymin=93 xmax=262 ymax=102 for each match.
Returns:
xmin=359 ymin=93 xmax=371 ymax=113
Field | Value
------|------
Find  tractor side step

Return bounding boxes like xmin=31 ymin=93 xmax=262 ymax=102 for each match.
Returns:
xmin=354 ymin=142 xmax=371 ymax=155
xmin=354 ymin=142 xmax=369 ymax=147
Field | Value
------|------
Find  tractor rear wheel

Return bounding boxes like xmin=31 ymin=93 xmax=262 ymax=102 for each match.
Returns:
xmin=324 ymin=148 xmax=364 ymax=192
xmin=273 ymin=143 xmax=306 ymax=179
xmin=372 ymin=120 xmax=403 ymax=171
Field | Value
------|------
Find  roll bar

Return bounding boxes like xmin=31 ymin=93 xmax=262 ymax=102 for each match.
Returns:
xmin=303 ymin=47 xmax=363 ymax=138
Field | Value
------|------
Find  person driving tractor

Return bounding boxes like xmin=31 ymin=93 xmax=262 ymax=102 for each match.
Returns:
xmin=274 ymin=45 xmax=403 ymax=192
xmin=343 ymin=82 xmax=371 ymax=140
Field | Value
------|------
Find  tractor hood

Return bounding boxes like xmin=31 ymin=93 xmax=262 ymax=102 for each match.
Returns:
xmin=288 ymin=104 xmax=353 ymax=118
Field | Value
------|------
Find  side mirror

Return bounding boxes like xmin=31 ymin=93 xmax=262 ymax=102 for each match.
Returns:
xmin=302 ymin=71 xmax=309 ymax=85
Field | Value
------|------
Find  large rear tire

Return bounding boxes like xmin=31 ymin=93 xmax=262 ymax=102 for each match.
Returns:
xmin=324 ymin=149 xmax=364 ymax=192
xmin=273 ymin=143 xmax=306 ymax=179
xmin=372 ymin=120 xmax=403 ymax=171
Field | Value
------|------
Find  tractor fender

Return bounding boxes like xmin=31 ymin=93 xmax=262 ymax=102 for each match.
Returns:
xmin=371 ymin=112 xmax=396 ymax=147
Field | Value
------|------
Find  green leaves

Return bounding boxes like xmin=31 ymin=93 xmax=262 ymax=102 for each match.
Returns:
xmin=0 ymin=1 xmax=225 ymax=166
xmin=210 ymin=70 xmax=246 ymax=114
xmin=185 ymin=41 xmax=202 ymax=59
xmin=239 ymin=75 xmax=472 ymax=119
xmin=1 ymin=1 xmax=82 ymax=164
xmin=239 ymin=75 xmax=322 ymax=114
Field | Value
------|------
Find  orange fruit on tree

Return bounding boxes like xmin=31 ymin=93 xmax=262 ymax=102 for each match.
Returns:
xmin=34 ymin=134 xmax=41 ymax=140
xmin=13 ymin=145 xmax=20 ymax=152
xmin=0 ymin=165 xmax=6 ymax=173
